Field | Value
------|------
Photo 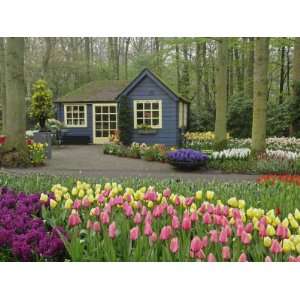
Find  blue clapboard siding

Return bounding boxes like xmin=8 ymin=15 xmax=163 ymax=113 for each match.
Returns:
xmin=126 ymin=76 xmax=180 ymax=146
xmin=56 ymin=103 xmax=93 ymax=143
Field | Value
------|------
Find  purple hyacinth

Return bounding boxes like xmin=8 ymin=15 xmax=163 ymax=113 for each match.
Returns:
xmin=167 ymin=149 xmax=209 ymax=162
xmin=0 ymin=188 xmax=65 ymax=261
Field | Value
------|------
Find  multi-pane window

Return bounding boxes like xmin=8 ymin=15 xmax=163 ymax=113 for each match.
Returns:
xmin=94 ymin=104 xmax=117 ymax=138
xmin=64 ymin=104 xmax=87 ymax=127
xmin=179 ymin=102 xmax=188 ymax=128
xmin=134 ymin=100 xmax=162 ymax=129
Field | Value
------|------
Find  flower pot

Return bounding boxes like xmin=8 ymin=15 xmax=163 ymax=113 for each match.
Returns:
xmin=167 ymin=159 xmax=207 ymax=171
xmin=33 ymin=131 xmax=52 ymax=159
xmin=136 ymin=129 xmax=158 ymax=135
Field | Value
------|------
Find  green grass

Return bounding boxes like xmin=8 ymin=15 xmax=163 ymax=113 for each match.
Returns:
xmin=0 ymin=173 xmax=300 ymax=217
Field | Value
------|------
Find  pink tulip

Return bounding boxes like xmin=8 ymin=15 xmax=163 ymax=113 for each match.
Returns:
xmin=182 ymin=215 xmax=192 ymax=231
xmin=68 ymin=213 xmax=81 ymax=227
xmin=163 ymin=188 xmax=171 ymax=198
xmin=207 ymin=253 xmax=216 ymax=262
xmin=134 ymin=212 xmax=142 ymax=224
xmin=185 ymin=197 xmax=194 ymax=207
xmin=259 ymin=216 xmax=267 ymax=226
xmin=270 ymin=239 xmax=282 ymax=254
xmin=172 ymin=215 xmax=180 ymax=230
xmin=100 ymin=211 xmax=110 ymax=224
xmin=213 ymin=214 xmax=221 ymax=225
xmin=236 ymin=225 xmax=244 ymax=237
xmin=174 ymin=195 xmax=181 ymax=206
xmin=259 ymin=224 xmax=267 ymax=237
xmin=219 ymin=228 xmax=228 ymax=244
xmin=190 ymin=236 xmax=202 ymax=253
xmin=215 ymin=205 xmax=222 ymax=216
xmin=144 ymin=222 xmax=153 ymax=236
xmin=224 ymin=225 xmax=232 ymax=237
xmin=276 ymin=224 xmax=288 ymax=239
xmin=141 ymin=206 xmax=147 ymax=217
xmin=190 ymin=212 xmax=198 ymax=223
xmin=265 ymin=256 xmax=272 ymax=262
xmin=145 ymin=191 xmax=157 ymax=202
xmin=232 ymin=209 xmax=241 ymax=220
xmin=145 ymin=211 xmax=152 ymax=224
xmin=160 ymin=225 xmax=172 ymax=240
xmin=245 ymin=223 xmax=253 ymax=233
xmin=98 ymin=194 xmax=105 ymax=204
xmin=92 ymin=221 xmax=101 ymax=232
xmin=220 ymin=216 xmax=229 ymax=227
xmin=170 ymin=237 xmax=179 ymax=253
xmin=238 ymin=253 xmax=248 ymax=262
xmin=207 ymin=204 xmax=214 ymax=214
xmin=222 ymin=206 xmax=229 ymax=216
xmin=222 ymin=246 xmax=231 ymax=261
xmin=241 ymin=231 xmax=251 ymax=245
xmin=167 ymin=205 xmax=175 ymax=216
xmin=130 ymin=226 xmax=139 ymax=241
xmin=103 ymin=189 xmax=110 ymax=197
xmin=149 ymin=232 xmax=157 ymax=243
xmin=288 ymin=256 xmax=296 ymax=262
xmin=123 ymin=203 xmax=133 ymax=218
xmin=202 ymin=236 xmax=208 ymax=248
xmin=73 ymin=199 xmax=81 ymax=209
xmin=203 ymin=212 xmax=212 ymax=225
xmin=82 ymin=198 xmax=90 ymax=208
xmin=190 ymin=249 xmax=206 ymax=260
xmin=91 ymin=206 xmax=101 ymax=216
xmin=153 ymin=205 xmax=164 ymax=218
xmin=198 ymin=203 xmax=207 ymax=214
xmin=209 ymin=230 xmax=218 ymax=243
xmin=108 ymin=222 xmax=117 ymax=239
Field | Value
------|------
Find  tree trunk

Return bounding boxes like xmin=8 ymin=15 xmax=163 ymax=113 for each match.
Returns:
xmin=4 ymin=37 xmax=26 ymax=152
xmin=195 ymin=41 xmax=202 ymax=107
xmin=42 ymin=37 xmax=54 ymax=79
xmin=234 ymin=45 xmax=243 ymax=95
xmin=181 ymin=40 xmax=190 ymax=98
xmin=175 ymin=42 xmax=181 ymax=93
xmin=279 ymin=46 xmax=285 ymax=104
xmin=244 ymin=37 xmax=254 ymax=99
xmin=0 ymin=38 xmax=5 ymax=131
xmin=286 ymin=45 xmax=291 ymax=95
xmin=84 ymin=37 xmax=91 ymax=82
xmin=124 ymin=38 xmax=130 ymax=80
xmin=215 ymin=38 xmax=228 ymax=146
xmin=113 ymin=37 xmax=119 ymax=80
xmin=251 ymin=37 xmax=269 ymax=153
xmin=154 ymin=37 xmax=162 ymax=76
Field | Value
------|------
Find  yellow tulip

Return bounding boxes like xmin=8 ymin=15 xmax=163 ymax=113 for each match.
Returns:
xmin=282 ymin=239 xmax=293 ymax=253
xmin=229 ymin=217 xmax=235 ymax=225
xmin=63 ymin=193 xmax=71 ymax=200
xmin=263 ymin=236 xmax=272 ymax=248
xmin=293 ymin=235 xmax=300 ymax=245
xmin=282 ymin=218 xmax=289 ymax=228
xmin=157 ymin=193 xmax=162 ymax=202
xmin=195 ymin=191 xmax=203 ymax=201
xmin=294 ymin=209 xmax=300 ymax=221
xmin=140 ymin=186 xmax=146 ymax=193
xmin=62 ymin=187 xmax=68 ymax=193
xmin=238 ymin=200 xmax=245 ymax=209
xmin=246 ymin=207 xmax=254 ymax=218
xmin=266 ymin=224 xmax=275 ymax=236
xmin=117 ymin=184 xmax=123 ymax=192
xmin=227 ymin=197 xmax=238 ymax=208
xmin=64 ymin=199 xmax=73 ymax=209
xmin=290 ymin=218 xmax=299 ymax=229
xmin=104 ymin=182 xmax=111 ymax=190
xmin=55 ymin=192 xmax=62 ymax=202
xmin=71 ymin=187 xmax=78 ymax=196
xmin=190 ymin=203 xmax=197 ymax=213
xmin=50 ymin=199 xmax=57 ymax=209
xmin=206 ymin=191 xmax=214 ymax=201
xmin=147 ymin=201 xmax=153 ymax=208
xmin=40 ymin=193 xmax=48 ymax=203
xmin=78 ymin=189 xmax=85 ymax=198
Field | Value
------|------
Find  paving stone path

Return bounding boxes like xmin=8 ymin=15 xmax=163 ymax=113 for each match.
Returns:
xmin=1 ymin=145 xmax=259 ymax=183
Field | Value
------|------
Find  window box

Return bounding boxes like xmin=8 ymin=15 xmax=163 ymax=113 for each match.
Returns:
xmin=136 ymin=128 xmax=158 ymax=135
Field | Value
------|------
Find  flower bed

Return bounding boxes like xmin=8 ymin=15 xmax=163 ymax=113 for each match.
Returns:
xmin=35 ymin=180 xmax=300 ymax=262
xmin=0 ymin=187 xmax=65 ymax=261
xmin=257 ymin=175 xmax=300 ymax=186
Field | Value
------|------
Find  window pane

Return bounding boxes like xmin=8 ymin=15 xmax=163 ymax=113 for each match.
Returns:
xmin=110 ymin=114 xmax=116 ymax=121
xmin=96 ymin=131 xmax=102 ymax=137
xmin=79 ymin=113 xmax=85 ymax=118
xmin=137 ymin=119 xmax=143 ymax=125
xmin=144 ymin=111 xmax=151 ymax=118
xmin=67 ymin=120 xmax=72 ymax=125
xmin=145 ymin=119 xmax=151 ymax=125
xmin=103 ymin=114 xmax=108 ymax=121
xmin=110 ymin=122 xmax=117 ymax=129
xmin=96 ymin=123 xmax=102 ymax=130
xmin=103 ymin=131 xmax=109 ymax=137
xmin=73 ymin=119 xmax=78 ymax=125
xmin=152 ymin=111 xmax=159 ymax=118
xmin=96 ymin=115 xmax=101 ymax=121
xmin=79 ymin=106 xmax=84 ymax=112
xmin=73 ymin=106 xmax=78 ymax=112
xmin=79 ymin=119 xmax=85 ymax=125
xmin=67 ymin=113 xmax=72 ymax=119
xmin=137 ymin=103 xmax=143 ymax=110
xmin=152 ymin=102 xmax=159 ymax=110
xmin=144 ymin=103 xmax=151 ymax=110
xmin=110 ymin=106 xmax=116 ymax=113
xmin=96 ymin=107 xmax=101 ymax=114
xmin=103 ymin=107 xmax=108 ymax=113
xmin=73 ymin=113 xmax=78 ymax=119
xmin=103 ymin=122 xmax=109 ymax=129
xmin=152 ymin=119 xmax=159 ymax=126
xmin=137 ymin=111 xmax=143 ymax=118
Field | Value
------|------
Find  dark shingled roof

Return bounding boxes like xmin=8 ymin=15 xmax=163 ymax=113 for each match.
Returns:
xmin=55 ymin=80 xmax=129 ymax=103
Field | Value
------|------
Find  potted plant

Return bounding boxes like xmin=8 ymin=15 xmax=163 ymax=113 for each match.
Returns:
xmin=30 ymin=80 xmax=54 ymax=159
xmin=137 ymin=124 xmax=158 ymax=135
xmin=167 ymin=148 xmax=209 ymax=171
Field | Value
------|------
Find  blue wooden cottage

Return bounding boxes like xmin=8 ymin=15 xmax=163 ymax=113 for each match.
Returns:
xmin=55 ymin=68 xmax=190 ymax=146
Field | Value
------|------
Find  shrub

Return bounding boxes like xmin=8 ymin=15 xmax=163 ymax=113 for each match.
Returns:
xmin=118 ymin=96 xmax=133 ymax=146
xmin=30 ymin=80 xmax=54 ymax=131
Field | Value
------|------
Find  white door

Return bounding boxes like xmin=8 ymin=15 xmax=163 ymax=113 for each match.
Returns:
xmin=93 ymin=103 xmax=118 ymax=144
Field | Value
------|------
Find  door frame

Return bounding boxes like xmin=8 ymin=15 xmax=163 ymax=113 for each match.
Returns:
xmin=93 ymin=103 xmax=118 ymax=144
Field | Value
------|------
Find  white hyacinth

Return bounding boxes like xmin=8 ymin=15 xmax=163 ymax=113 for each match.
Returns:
xmin=212 ymin=148 xmax=251 ymax=160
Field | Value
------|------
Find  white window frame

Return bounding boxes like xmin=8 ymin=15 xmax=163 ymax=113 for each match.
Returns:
xmin=64 ymin=104 xmax=87 ymax=128
xmin=133 ymin=100 xmax=162 ymax=129
xmin=179 ymin=102 xmax=188 ymax=128
xmin=183 ymin=103 xmax=188 ymax=127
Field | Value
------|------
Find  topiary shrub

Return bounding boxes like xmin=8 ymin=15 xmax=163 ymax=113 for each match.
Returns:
xmin=118 ymin=96 xmax=133 ymax=146
xmin=30 ymin=80 xmax=53 ymax=132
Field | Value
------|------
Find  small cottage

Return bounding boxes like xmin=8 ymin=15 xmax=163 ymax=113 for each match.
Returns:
xmin=55 ymin=68 xmax=190 ymax=146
